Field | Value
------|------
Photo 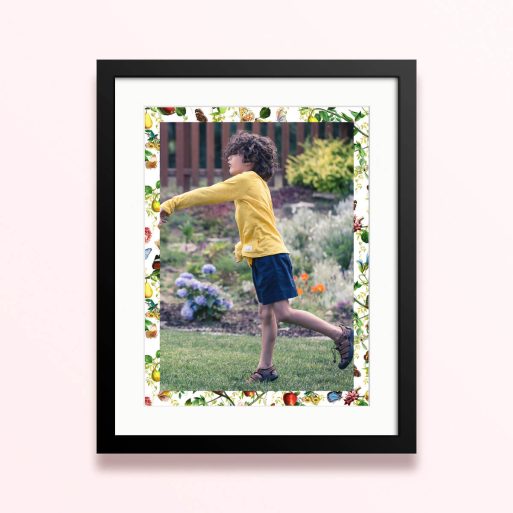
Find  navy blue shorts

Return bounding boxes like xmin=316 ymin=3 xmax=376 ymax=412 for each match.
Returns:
xmin=251 ymin=253 xmax=298 ymax=305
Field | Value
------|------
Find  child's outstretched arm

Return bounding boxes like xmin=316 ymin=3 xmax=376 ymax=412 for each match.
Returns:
xmin=160 ymin=172 xmax=249 ymax=216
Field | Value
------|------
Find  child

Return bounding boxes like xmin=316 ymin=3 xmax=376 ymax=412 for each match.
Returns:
xmin=159 ymin=130 xmax=354 ymax=384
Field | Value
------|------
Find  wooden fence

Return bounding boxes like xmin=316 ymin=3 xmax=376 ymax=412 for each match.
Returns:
xmin=160 ymin=122 xmax=352 ymax=191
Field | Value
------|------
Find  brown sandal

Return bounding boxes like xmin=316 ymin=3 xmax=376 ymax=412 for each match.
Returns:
xmin=332 ymin=323 xmax=354 ymax=370
xmin=246 ymin=365 xmax=279 ymax=383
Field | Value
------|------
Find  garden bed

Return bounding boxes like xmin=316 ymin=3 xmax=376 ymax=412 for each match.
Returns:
xmin=159 ymin=183 xmax=354 ymax=339
xmin=160 ymin=301 xmax=352 ymax=338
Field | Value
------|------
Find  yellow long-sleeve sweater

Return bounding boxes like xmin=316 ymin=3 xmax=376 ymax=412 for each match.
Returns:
xmin=160 ymin=170 xmax=290 ymax=267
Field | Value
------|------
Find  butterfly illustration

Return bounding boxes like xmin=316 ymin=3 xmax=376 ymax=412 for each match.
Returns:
xmin=144 ymin=248 xmax=152 ymax=259
xmin=239 ymin=107 xmax=255 ymax=122
xmin=195 ymin=108 xmax=208 ymax=122
xmin=327 ymin=391 xmax=342 ymax=403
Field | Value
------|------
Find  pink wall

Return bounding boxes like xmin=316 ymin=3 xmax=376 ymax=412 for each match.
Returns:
xmin=3 ymin=0 xmax=512 ymax=511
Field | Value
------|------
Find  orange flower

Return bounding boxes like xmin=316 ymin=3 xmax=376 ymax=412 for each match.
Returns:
xmin=293 ymin=275 xmax=298 ymax=281
xmin=300 ymin=273 xmax=309 ymax=281
xmin=311 ymin=283 xmax=326 ymax=293
xmin=297 ymin=287 xmax=303 ymax=295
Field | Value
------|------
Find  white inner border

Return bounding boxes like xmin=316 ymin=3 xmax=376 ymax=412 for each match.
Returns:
xmin=114 ymin=77 xmax=398 ymax=435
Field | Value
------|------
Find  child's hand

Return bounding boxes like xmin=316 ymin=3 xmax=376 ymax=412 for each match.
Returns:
xmin=158 ymin=210 xmax=169 ymax=228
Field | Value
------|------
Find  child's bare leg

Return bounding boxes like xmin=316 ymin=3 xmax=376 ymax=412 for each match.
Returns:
xmin=271 ymin=299 xmax=343 ymax=341
xmin=257 ymin=303 xmax=278 ymax=368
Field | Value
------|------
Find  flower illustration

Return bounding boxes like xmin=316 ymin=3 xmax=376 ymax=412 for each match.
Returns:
xmin=344 ymin=390 xmax=359 ymax=405
xmin=303 ymin=393 xmax=321 ymax=405
xmin=142 ymin=105 xmax=370 ymax=407
xmin=145 ymin=155 xmax=158 ymax=169
xmin=353 ymin=215 xmax=364 ymax=232
xmin=145 ymin=325 xmax=158 ymax=338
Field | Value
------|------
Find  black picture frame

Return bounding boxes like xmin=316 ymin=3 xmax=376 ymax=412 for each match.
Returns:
xmin=97 ymin=59 xmax=416 ymax=454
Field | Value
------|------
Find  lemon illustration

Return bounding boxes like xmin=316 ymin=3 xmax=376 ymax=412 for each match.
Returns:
xmin=145 ymin=281 xmax=153 ymax=298
xmin=152 ymin=369 xmax=160 ymax=382
xmin=145 ymin=112 xmax=153 ymax=129
xmin=308 ymin=115 xmax=318 ymax=122
xmin=151 ymin=199 xmax=160 ymax=212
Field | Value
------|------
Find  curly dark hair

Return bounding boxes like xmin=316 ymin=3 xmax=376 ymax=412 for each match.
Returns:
xmin=222 ymin=130 xmax=278 ymax=182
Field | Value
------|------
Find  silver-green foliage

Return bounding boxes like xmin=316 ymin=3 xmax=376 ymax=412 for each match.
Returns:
xmin=277 ymin=198 xmax=353 ymax=273
xmin=277 ymin=198 xmax=354 ymax=309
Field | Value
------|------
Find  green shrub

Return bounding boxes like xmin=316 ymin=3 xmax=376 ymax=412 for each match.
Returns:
xmin=235 ymin=266 xmax=253 ymax=281
xmin=286 ymin=136 xmax=353 ymax=197
xmin=167 ymin=249 xmax=188 ymax=267
xmin=186 ymin=262 xmax=205 ymax=276
xmin=324 ymin=232 xmax=353 ymax=271
xmin=204 ymin=241 xmax=232 ymax=261
xmin=192 ymin=232 xmax=206 ymax=245
xmin=213 ymin=254 xmax=237 ymax=274
xmin=193 ymin=203 xmax=237 ymax=237
xmin=212 ymin=254 xmax=239 ymax=286
xmin=181 ymin=220 xmax=194 ymax=246
xmin=166 ymin=210 xmax=192 ymax=229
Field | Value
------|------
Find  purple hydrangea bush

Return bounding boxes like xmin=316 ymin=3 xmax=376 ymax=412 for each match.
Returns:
xmin=174 ymin=268 xmax=233 ymax=321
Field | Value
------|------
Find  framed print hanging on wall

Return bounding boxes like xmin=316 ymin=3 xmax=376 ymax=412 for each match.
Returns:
xmin=97 ymin=59 xmax=417 ymax=453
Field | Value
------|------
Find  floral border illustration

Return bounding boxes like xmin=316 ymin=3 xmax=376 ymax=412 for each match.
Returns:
xmin=143 ymin=106 xmax=369 ymax=407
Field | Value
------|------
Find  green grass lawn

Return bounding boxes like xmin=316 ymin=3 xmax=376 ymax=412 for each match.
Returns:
xmin=160 ymin=328 xmax=354 ymax=391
